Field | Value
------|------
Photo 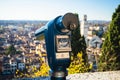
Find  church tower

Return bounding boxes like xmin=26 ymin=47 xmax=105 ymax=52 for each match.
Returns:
xmin=80 ymin=15 xmax=88 ymax=37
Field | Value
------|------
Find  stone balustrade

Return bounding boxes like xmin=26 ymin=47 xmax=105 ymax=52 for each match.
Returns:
xmin=14 ymin=71 xmax=120 ymax=80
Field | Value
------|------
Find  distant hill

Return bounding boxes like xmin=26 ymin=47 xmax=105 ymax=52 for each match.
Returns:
xmin=0 ymin=20 xmax=110 ymax=26
xmin=0 ymin=20 xmax=48 ymax=26
xmin=87 ymin=20 xmax=110 ymax=24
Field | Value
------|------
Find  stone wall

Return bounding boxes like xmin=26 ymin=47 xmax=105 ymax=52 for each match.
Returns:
xmin=15 ymin=71 xmax=120 ymax=80
xmin=67 ymin=71 xmax=120 ymax=80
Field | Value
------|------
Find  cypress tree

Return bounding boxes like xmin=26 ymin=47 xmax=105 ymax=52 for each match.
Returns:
xmin=71 ymin=13 xmax=87 ymax=63
xmin=71 ymin=15 xmax=81 ymax=57
xmin=98 ymin=5 xmax=120 ymax=71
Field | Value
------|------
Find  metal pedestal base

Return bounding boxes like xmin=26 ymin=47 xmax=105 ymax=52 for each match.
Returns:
xmin=50 ymin=70 xmax=67 ymax=80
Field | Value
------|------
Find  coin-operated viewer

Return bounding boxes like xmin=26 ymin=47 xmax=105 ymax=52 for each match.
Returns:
xmin=35 ymin=13 xmax=79 ymax=80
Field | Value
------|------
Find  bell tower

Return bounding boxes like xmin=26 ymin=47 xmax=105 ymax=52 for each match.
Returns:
xmin=80 ymin=15 xmax=88 ymax=37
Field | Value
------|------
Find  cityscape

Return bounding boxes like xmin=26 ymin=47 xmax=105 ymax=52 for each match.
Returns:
xmin=0 ymin=16 xmax=109 ymax=79
xmin=0 ymin=20 xmax=48 ymax=79
xmin=0 ymin=0 xmax=120 ymax=80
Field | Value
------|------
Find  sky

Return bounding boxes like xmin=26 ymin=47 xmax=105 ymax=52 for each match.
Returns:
xmin=0 ymin=0 xmax=120 ymax=20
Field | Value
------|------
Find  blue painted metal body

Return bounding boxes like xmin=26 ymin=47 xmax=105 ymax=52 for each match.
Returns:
xmin=46 ymin=16 xmax=71 ymax=70
xmin=35 ymin=16 xmax=70 ymax=70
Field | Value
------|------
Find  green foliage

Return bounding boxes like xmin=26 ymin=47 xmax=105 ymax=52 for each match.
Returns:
xmin=68 ymin=52 xmax=92 ymax=74
xmin=0 ymin=30 xmax=4 ymax=34
xmin=92 ymin=30 xmax=97 ymax=35
xmin=5 ymin=44 xmax=22 ymax=55
xmin=16 ymin=50 xmax=22 ymax=54
xmin=80 ymin=36 xmax=87 ymax=63
xmin=71 ymin=14 xmax=81 ymax=57
xmin=15 ymin=58 xmax=50 ymax=79
xmin=35 ymin=63 xmax=50 ymax=77
xmin=98 ymin=4 xmax=120 ymax=71
xmin=71 ymin=13 xmax=87 ymax=63
xmin=5 ymin=44 xmax=17 ymax=55
xmin=112 ymin=5 xmax=120 ymax=20
xmin=98 ymin=52 xmax=119 ymax=71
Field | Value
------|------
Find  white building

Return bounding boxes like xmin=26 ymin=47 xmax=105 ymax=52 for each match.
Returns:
xmin=80 ymin=15 xmax=89 ymax=37
xmin=18 ymin=62 xmax=25 ymax=71
xmin=9 ymin=58 xmax=17 ymax=73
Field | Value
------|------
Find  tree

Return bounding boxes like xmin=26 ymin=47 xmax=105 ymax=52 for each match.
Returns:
xmin=68 ymin=52 xmax=92 ymax=74
xmin=15 ymin=58 xmax=50 ymax=79
xmin=112 ymin=5 xmax=120 ymax=20
xmin=80 ymin=36 xmax=87 ymax=63
xmin=5 ymin=44 xmax=16 ymax=55
xmin=71 ymin=13 xmax=87 ymax=63
xmin=98 ymin=5 xmax=120 ymax=71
